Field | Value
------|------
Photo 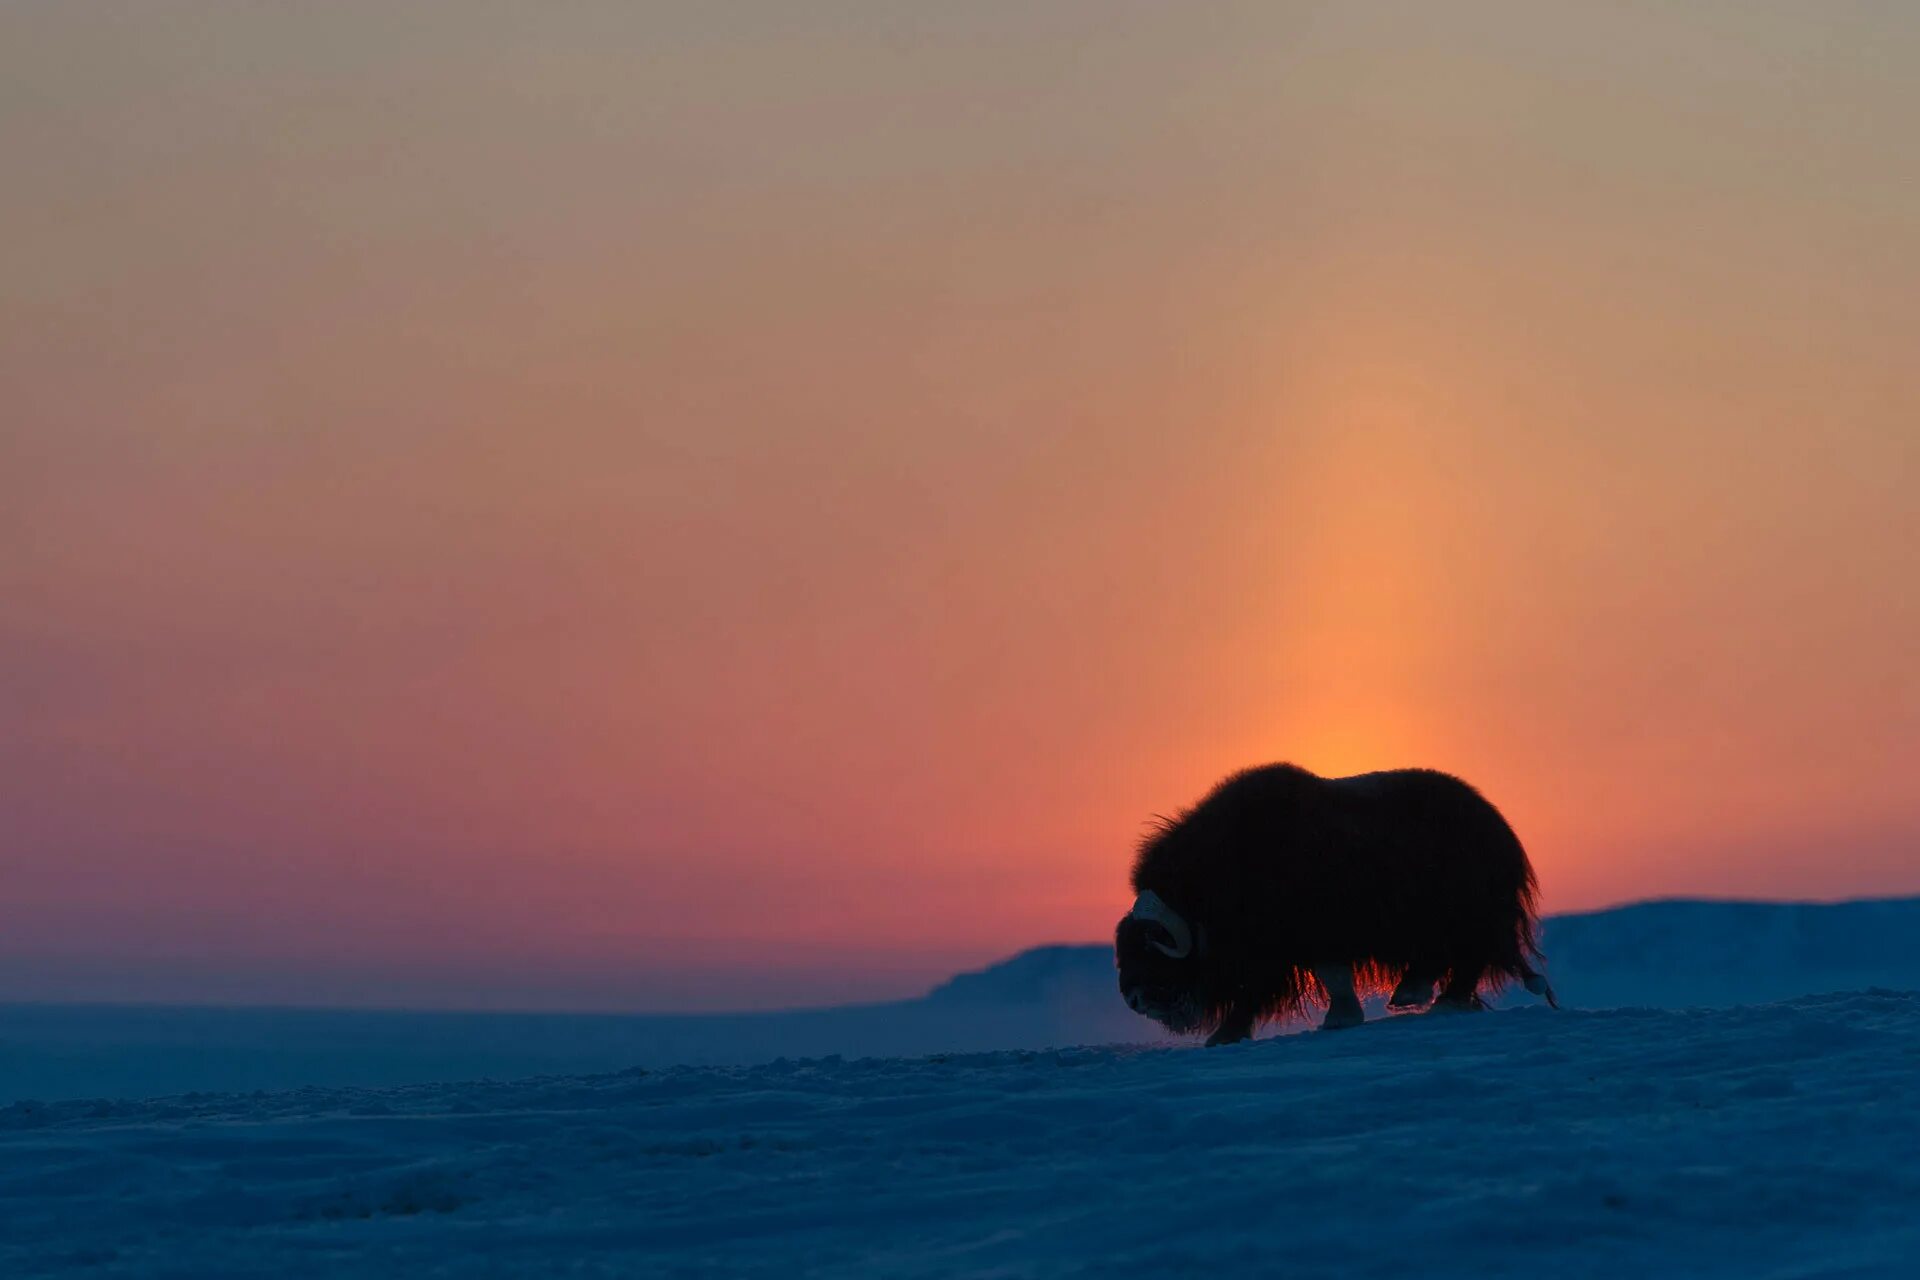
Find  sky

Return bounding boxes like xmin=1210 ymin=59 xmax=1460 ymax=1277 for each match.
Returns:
xmin=3 ymin=2 xmax=1917 ymax=1011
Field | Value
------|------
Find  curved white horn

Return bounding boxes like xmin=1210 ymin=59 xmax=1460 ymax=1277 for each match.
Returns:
xmin=1129 ymin=890 xmax=1193 ymax=959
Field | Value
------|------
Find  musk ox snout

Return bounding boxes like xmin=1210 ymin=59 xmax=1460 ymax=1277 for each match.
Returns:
xmin=1115 ymin=893 xmax=1208 ymax=1032
xmin=1117 ymin=968 xmax=1202 ymax=1031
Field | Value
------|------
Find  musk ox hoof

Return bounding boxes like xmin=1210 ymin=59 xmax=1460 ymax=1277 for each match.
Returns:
xmin=1430 ymin=994 xmax=1486 ymax=1015
xmin=1204 ymin=1010 xmax=1256 ymax=1047
xmin=1320 ymin=1003 xmax=1365 ymax=1031
xmin=1388 ymin=980 xmax=1435 ymax=1009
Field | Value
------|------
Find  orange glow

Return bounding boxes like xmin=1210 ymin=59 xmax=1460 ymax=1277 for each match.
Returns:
xmin=2 ymin=4 xmax=1917 ymax=1009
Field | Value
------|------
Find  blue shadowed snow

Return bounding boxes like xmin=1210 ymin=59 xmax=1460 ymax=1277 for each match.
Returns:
xmin=4 ymin=991 xmax=1919 ymax=1277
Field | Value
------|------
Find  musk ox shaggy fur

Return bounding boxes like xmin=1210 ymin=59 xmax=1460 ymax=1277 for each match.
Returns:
xmin=1115 ymin=763 xmax=1555 ymax=1044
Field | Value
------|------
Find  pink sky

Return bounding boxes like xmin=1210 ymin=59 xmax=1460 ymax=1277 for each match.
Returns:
xmin=3 ymin=3 xmax=1917 ymax=1010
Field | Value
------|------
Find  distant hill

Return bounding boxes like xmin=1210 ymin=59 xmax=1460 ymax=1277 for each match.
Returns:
xmin=925 ymin=944 xmax=1120 ymax=1005
xmin=5 ymin=896 xmax=1918 ymax=1101
xmin=1538 ymin=895 xmax=1920 ymax=1006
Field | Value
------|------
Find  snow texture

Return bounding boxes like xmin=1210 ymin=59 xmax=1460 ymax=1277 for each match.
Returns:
xmin=5 ymin=990 xmax=1920 ymax=1278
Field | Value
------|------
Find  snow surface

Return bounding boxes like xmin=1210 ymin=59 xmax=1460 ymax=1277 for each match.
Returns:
xmin=0 ymin=987 xmax=1160 ymax=1103
xmin=5 ymin=991 xmax=1919 ymax=1277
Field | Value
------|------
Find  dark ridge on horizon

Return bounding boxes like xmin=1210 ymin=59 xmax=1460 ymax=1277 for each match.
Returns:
xmin=1553 ymin=892 xmax=1920 ymax=916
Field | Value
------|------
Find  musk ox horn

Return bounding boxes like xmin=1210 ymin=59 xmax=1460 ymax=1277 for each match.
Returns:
xmin=1129 ymin=890 xmax=1193 ymax=959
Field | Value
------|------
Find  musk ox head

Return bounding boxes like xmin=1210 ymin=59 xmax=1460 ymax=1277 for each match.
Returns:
xmin=1114 ymin=890 xmax=1213 ymax=1033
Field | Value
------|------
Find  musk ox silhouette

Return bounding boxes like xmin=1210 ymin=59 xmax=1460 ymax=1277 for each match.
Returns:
xmin=1115 ymin=763 xmax=1555 ymax=1045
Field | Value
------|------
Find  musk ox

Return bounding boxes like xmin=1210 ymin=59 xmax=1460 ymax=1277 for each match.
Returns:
xmin=1115 ymin=763 xmax=1555 ymax=1045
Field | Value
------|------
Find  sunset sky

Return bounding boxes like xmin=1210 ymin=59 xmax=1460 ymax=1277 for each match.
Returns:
xmin=4 ymin=3 xmax=1916 ymax=1010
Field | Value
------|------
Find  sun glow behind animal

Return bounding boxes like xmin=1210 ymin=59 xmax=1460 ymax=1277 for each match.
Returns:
xmin=4 ymin=2 xmax=1918 ymax=1010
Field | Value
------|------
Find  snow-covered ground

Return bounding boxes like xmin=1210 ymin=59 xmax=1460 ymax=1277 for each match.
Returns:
xmin=5 ymin=990 xmax=1919 ymax=1277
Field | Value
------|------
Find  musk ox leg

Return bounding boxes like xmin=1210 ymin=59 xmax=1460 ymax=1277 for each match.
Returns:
xmin=1432 ymin=964 xmax=1487 ymax=1013
xmin=1388 ymin=970 xmax=1437 ymax=1009
xmin=1205 ymin=1006 xmax=1256 ymax=1048
xmin=1313 ymin=964 xmax=1365 ymax=1031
